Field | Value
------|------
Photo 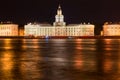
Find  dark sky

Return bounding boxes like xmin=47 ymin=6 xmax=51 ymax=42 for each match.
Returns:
xmin=0 ymin=0 xmax=120 ymax=26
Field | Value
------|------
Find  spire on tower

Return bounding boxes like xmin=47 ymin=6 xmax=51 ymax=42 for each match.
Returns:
xmin=58 ymin=4 xmax=61 ymax=9
xmin=53 ymin=4 xmax=66 ymax=26
xmin=57 ymin=4 xmax=62 ymax=15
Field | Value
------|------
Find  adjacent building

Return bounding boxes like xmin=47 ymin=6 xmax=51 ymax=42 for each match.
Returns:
xmin=103 ymin=22 xmax=120 ymax=36
xmin=0 ymin=23 xmax=18 ymax=36
xmin=25 ymin=23 xmax=54 ymax=37
xmin=24 ymin=5 xmax=95 ymax=37
xmin=19 ymin=27 xmax=24 ymax=36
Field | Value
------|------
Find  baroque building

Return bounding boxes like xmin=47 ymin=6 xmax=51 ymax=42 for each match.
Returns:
xmin=24 ymin=5 xmax=95 ymax=37
xmin=0 ymin=23 xmax=18 ymax=36
xmin=103 ymin=23 xmax=120 ymax=36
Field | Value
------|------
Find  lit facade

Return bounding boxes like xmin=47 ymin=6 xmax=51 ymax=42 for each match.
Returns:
xmin=19 ymin=27 xmax=24 ymax=36
xmin=25 ymin=23 xmax=54 ymax=36
xmin=103 ymin=23 xmax=120 ymax=36
xmin=0 ymin=24 xmax=18 ymax=36
xmin=67 ymin=24 xmax=94 ymax=36
xmin=24 ymin=5 xmax=95 ymax=37
xmin=53 ymin=5 xmax=66 ymax=26
xmin=25 ymin=23 xmax=94 ymax=37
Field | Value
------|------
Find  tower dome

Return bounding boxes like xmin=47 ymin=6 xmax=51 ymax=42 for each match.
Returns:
xmin=53 ymin=5 xmax=66 ymax=26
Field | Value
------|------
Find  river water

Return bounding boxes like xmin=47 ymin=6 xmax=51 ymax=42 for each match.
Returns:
xmin=0 ymin=39 xmax=120 ymax=80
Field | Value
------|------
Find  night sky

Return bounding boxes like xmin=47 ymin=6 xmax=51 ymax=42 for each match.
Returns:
xmin=0 ymin=0 xmax=120 ymax=32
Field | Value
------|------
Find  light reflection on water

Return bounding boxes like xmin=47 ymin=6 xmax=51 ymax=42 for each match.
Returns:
xmin=0 ymin=39 xmax=120 ymax=80
xmin=0 ymin=51 xmax=14 ymax=80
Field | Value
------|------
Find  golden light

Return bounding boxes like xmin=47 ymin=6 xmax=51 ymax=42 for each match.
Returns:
xmin=0 ymin=51 xmax=14 ymax=79
xmin=19 ymin=50 xmax=43 ymax=79
xmin=103 ymin=58 xmax=113 ymax=73
xmin=104 ymin=39 xmax=112 ymax=44
xmin=73 ymin=39 xmax=83 ymax=70
xmin=1 ymin=53 xmax=14 ymax=70
xmin=22 ymin=39 xmax=40 ymax=49
xmin=3 ymin=39 xmax=12 ymax=50
xmin=74 ymin=56 xmax=83 ymax=70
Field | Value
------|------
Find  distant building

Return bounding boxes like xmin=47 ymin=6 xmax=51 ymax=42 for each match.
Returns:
xmin=0 ymin=23 xmax=18 ymax=36
xmin=24 ymin=5 xmax=95 ymax=37
xmin=103 ymin=23 xmax=120 ymax=36
xmin=19 ymin=27 xmax=24 ymax=36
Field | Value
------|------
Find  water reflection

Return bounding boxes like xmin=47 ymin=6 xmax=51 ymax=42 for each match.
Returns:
xmin=40 ymin=39 xmax=71 ymax=80
xmin=74 ymin=39 xmax=97 ymax=71
xmin=0 ymin=51 xmax=14 ymax=80
xmin=103 ymin=57 xmax=113 ymax=73
xmin=0 ymin=39 xmax=120 ymax=80
xmin=3 ymin=39 xmax=12 ymax=49
xmin=22 ymin=39 xmax=40 ymax=49
xmin=103 ymin=39 xmax=119 ymax=51
xmin=20 ymin=39 xmax=43 ymax=80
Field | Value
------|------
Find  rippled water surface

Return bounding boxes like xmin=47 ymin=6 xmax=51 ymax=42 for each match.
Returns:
xmin=0 ymin=39 xmax=120 ymax=80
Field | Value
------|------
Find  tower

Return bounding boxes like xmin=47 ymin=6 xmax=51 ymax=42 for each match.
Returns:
xmin=53 ymin=5 xmax=66 ymax=26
